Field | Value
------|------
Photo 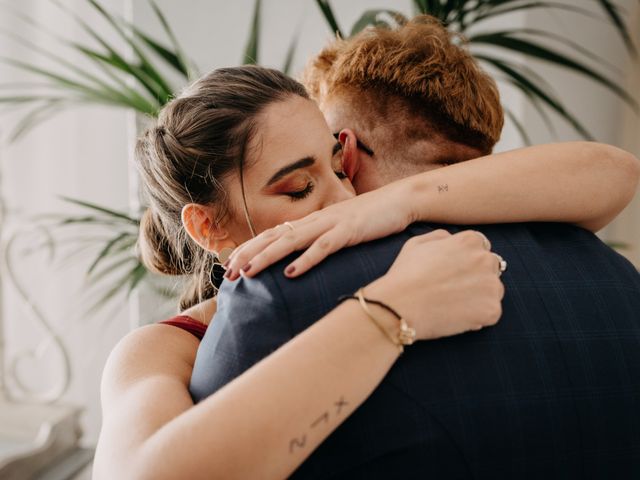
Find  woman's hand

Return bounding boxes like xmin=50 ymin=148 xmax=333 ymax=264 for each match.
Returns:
xmin=226 ymin=182 xmax=412 ymax=279
xmin=366 ymin=229 xmax=505 ymax=339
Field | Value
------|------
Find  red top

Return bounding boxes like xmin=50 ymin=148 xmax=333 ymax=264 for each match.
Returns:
xmin=158 ymin=315 xmax=208 ymax=340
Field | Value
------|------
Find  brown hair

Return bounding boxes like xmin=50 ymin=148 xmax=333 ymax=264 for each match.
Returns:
xmin=302 ymin=15 xmax=503 ymax=157
xmin=136 ymin=65 xmax=308 ymax=311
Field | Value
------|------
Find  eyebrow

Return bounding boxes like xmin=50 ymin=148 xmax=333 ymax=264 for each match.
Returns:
xmin=265 ymin=142 xmax=343 ymax=187
xmin=265 ymin=156 xmax=315 ymax=187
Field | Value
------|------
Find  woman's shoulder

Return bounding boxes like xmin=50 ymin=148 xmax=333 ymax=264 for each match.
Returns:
xmin=101 ymin=320 xmax=200 ymax=399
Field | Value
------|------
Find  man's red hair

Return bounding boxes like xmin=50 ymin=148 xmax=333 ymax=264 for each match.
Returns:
xmin=302 ymin=15 xmax=504 ymax=154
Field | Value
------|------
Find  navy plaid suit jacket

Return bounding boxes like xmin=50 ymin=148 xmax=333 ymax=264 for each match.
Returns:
xmin=190 ymin=222 xmax=640 ymax=479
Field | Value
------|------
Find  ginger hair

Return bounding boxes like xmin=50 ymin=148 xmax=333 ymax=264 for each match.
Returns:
xmin=302 ymin=15 xmax=504 ymax=159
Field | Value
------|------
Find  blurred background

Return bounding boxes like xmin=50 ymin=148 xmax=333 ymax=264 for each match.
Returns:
xmin=0 ymin=0 xmax=638 ymax=477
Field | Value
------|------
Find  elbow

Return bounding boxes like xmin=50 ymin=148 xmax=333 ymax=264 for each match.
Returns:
xmin=601 ymin=143 xmax=640 ymax=207
xmin=575 ymin=143 xmax=640 ymax=232
xmin=589 ymin=142 xmax=640 ymax=189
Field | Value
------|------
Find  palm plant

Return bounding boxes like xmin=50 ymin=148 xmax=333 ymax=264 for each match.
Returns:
xmin=0 ymin=0 xmax=270 ymax=310
xmin=315 ymin=0 xmax=638 ymax=143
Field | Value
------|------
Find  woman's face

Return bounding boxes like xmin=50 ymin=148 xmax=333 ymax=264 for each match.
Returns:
xmin=223 ymin=95 xmax=356 ymax=244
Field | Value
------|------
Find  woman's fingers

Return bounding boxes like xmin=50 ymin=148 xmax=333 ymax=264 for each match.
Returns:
xmin=226 ymin=226 xmax=287 ymax=272
xmin=283 ymin=228 xmax=351 ymax=277
xmin=231 ymin=221 xmax=330 ymax=279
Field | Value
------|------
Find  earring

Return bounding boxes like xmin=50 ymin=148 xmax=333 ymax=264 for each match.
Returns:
xmin=209 ymin=247 xmax=234 ymax=290
xmin=217 ymin=247 xmax=234 ymax=264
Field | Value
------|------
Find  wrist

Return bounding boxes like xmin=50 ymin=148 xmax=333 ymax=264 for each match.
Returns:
xmin=357 ymin=283 xmax=416 ymax=350
xmin=381 ymin=176 xmax=420 ymax=227
xmin=340 ymin=299 xmax=402 ymax=357
xmin=404 ymin=169 xmax=438 ymax=224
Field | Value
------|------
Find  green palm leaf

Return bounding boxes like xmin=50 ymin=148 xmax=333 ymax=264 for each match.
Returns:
xmin=50 ymin=0 xmax=172 ymax=105
xmin=473 ymin=2 xmax=605 ymax=26
xmin=86 ymin=232 xmax=134 ymax=276
xmin=243 ymin=0 xmax=261 ymax=64
xmin=470 ymin=30 xmax=638 ymax=110
xmin=350 ymin=10 xmax=408 ymax=36
xmin=477 ymin=54 xmax=595 ymax=139
xmin=594 ymin=0 xmax=637 ymax=57
xmin=85 ymin=0 xmax=174 ymax=102
xmin=148 ymin=0 xmax=196 ymax=79
xmin=282 ymin=28 xmax=300 ymax=75
xmin=59 ymin=196 xmax=140 ymax=226
xmin=315 ymin=0 xmax=344 ymax=38
xmin=504 ymin=107 xmax=532 ymax=146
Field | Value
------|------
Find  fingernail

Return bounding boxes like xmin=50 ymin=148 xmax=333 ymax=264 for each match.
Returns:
xmin=222 ymin=258 xmax=231 ymax=268
xmin=224 ymin=268 xmax=233 ymax=279
xmin=285 ymin=265 xmax=296 ymax=276
xmin=240 ymin=263 xmax=252 ymax=273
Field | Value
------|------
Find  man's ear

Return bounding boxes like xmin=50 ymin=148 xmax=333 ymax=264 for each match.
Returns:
xmin=338 ymin=128 xmax=362 ymax=182
xmin=181 ymin=203 xmax=237 ymax=255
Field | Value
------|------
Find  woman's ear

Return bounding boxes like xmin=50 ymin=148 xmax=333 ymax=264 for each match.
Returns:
xmin=181 ymin=204 xmax=237 ymax=255
xmin=338 ymin=128 xmax=361 ymax=182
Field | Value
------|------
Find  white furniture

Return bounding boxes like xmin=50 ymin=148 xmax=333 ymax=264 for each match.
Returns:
xmin=0 ymin=397 xmax=86 ymax=479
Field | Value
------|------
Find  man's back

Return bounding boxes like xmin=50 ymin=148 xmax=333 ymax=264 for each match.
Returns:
xmin=190 ymin=222 xmax=640 ymax=479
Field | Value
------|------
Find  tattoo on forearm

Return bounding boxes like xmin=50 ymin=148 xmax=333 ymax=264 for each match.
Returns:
xmin=334 ymin=396 xmax=349 ymax=415
xmin=288 ymin=396 xmax=349 ymax=454
xmin=310 ymin=412 xmax=329 ymax=428
xmin=438 ymin=184 xmax=449 ymax=193
xmin=289 ymin=435 xmax=307 ymax=454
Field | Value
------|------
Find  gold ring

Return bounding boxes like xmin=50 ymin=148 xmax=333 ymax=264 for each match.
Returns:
xmin=283 ymin=221 xmax=295 ymax=231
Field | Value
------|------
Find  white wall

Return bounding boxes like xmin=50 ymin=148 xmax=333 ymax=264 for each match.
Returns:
xmin=0 ymin=0 xmax=637 ymax=447
xmin=0 ymin=0 xmax=131 ymax=445
xmin=603 ymin=1 xmax=640 ymax=265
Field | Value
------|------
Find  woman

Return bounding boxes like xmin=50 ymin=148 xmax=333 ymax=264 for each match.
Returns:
xmin=93 ymin=65 xmax=639 ymax=480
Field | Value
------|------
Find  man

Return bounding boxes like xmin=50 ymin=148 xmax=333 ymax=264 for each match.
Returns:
xmin=190 ymin=16 xmax=640 ymax=478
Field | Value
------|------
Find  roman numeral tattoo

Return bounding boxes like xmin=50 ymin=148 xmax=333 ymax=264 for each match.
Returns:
xmin=289 ymin=435 xmax=307 ymax=454
xmin=334 ymin=396 xmax=348 ymax=415
xmin=288 ymin=396 xmax=349 ymax=454
xmin=311 ymin=412 xmax=329 ymax=428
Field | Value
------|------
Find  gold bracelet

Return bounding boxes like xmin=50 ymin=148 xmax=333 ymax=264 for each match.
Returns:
xmin=355 ymin=288 xmax=405 ymax=353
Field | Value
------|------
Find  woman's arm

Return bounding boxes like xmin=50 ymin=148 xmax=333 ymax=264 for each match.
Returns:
xmin=402 ymin=142 xmax=640 ymax=232
xmin=94 ymin=230 xmax=502 ymax=480
xmin=226 ymin=142 xmax=639 ymax=279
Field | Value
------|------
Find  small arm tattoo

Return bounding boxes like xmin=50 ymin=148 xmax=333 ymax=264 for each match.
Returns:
xmin=334 ymin=396 xmax=349 ymax=415
xmin=310 ymin=411 xmax=329 ymax=428
xmin=438 ymin=184 xmax=449 ymax=193
xmin=289 ymin=434 xmax=307 ymax=453
xmin=289 ymin=396 xmax=348 ymax=454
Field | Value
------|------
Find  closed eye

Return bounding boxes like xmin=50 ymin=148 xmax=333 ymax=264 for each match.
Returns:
xmin=285 ymin=182 xmax=315 ymax=201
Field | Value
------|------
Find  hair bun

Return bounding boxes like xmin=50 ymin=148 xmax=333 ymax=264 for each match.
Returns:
xmin=138 ymin=208 xmax=188 ymax=276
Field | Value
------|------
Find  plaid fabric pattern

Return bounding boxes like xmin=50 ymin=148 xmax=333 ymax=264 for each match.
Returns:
xmin=190 ymin=222 xmax=640 ymax=479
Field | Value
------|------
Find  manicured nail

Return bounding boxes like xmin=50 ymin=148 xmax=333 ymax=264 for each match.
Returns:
xmin=285 ymin=265 xmax=296 ymax=276
xmin=240 ymin=263 xmax=252 ymax=273
xmin=224 ymin=268 xmax=233 ymax=279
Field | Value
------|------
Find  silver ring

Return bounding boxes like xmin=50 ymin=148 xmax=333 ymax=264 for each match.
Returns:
xmin=495 ymin=254 xmax=507 ymax=276
xmin=283 ymin=221 xmax=295 ymax=231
